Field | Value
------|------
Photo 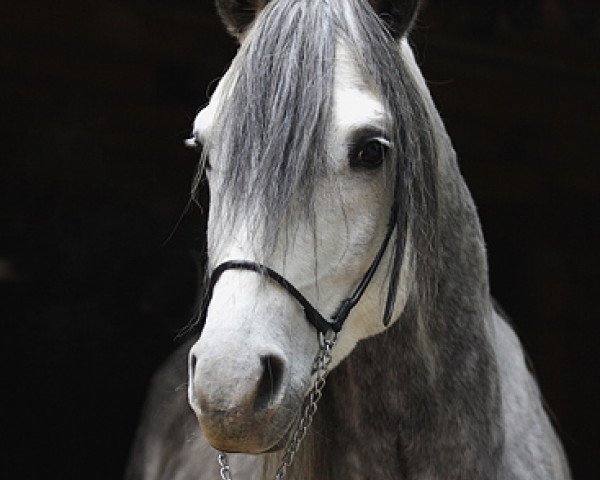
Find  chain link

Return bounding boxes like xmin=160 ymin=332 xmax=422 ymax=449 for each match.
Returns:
xmin=217 ymin=332 xmax=337 ymax=480
xmin=218 ymin=453 xmax=233 ymax=480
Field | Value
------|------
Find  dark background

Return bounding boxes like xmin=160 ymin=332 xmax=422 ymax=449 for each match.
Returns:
xmin=1 ymin=0 xmax=598 ymax=478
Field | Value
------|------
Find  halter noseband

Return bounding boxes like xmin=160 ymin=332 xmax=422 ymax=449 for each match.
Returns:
xmin=202 ymin=212 xmax=396 ymax=335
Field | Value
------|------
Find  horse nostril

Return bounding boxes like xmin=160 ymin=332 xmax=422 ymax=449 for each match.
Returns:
xmin=189 ymin=353 xmax=197 ymax=378
xmin=254 ymin=354 xmax=286 ymax=412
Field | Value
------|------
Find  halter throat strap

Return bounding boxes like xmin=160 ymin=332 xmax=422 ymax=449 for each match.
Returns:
xmin=204 ymin=213 xmax=396 ymax=334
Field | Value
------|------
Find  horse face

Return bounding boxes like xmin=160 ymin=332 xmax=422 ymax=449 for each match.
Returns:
xmin=187 ymin=36 xmax=411 ymax=454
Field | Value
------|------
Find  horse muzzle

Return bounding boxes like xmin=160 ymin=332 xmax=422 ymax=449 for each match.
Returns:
xmin=188 ymin=343 xmax=297 ymax=453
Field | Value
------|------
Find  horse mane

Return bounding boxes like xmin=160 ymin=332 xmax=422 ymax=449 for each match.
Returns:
xmin=195 ymin=0 xmax=440 ymax=324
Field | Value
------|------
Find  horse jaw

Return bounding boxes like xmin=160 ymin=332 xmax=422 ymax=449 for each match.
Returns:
xmin=188 ymin=40 xmax=413 ymax=453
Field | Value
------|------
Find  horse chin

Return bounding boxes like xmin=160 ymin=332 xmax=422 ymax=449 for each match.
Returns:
xmin=202 ymin=420 xmax=294 ymax=455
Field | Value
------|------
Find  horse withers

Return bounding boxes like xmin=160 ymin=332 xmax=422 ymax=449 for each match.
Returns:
xmin=127 ymin=1 xmax=571 ymax=478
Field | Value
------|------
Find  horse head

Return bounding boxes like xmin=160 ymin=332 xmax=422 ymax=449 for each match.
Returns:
xmin=187 ymin=0 xmax=435 ymax=454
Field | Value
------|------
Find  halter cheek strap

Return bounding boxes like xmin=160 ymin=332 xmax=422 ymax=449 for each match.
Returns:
xmin=202 ymin=213 xmax=396 ymax=335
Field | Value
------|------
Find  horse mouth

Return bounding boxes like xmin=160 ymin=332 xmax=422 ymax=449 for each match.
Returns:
xmin=262 ymin=415 xmax=298 ymax=452
xmin=199 ymin=399 xmax=302 ymax=454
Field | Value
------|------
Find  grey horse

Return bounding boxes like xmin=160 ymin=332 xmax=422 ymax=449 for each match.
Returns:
xmin=126 ymin=1 xmax=571 ymax=478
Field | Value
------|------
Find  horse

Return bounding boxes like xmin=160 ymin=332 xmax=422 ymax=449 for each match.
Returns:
xmin=126 ymin=0 xmax=571 ymax=478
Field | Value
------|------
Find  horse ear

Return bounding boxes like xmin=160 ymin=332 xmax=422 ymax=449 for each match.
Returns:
xmin=215 ymin=0 xmax=270 ymax=38
xmin=369 ymin=0 xmax=422 ymax=38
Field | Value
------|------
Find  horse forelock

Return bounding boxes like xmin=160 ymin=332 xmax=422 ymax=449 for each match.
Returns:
xmin=202 ymin=0 xmax=440 ymax=323
xmin=209 ymin=0 xmax=334 ymax=243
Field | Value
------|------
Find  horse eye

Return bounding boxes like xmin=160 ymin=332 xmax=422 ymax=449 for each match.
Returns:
xmin=185 ymin=137 xmax=203 ymax=152
xmin=350 ymin=139 xmax=388 ymax=169
xmin=185 ymin=137 xmax=212 ymax=170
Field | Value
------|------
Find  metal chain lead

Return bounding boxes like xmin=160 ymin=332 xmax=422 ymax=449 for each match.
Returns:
xmin=218 ymin=454 xmax=232 ymax=480
xmin=217 ymin=332 xmax=337 ymax=480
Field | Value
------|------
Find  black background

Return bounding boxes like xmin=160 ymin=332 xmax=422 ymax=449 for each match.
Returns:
xmin=1 ymin=0 xmax=598 ymax=478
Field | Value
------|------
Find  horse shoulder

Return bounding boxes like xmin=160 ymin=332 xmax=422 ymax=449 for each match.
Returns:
xmin=492 ymin=311 xmax=571 ymax=480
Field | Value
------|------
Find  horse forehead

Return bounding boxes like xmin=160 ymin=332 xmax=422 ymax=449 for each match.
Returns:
xmin=194 ymin=43 xmax=384 ymax=138
xmin=333 ymin=44 xmax=386 ymax=131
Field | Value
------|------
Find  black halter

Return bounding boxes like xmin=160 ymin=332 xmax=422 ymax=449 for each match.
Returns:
xmin=201 ymin=212 xmax=396 ymax=335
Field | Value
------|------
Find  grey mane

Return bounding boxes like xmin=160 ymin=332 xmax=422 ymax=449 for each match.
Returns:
xmin=195 ymin=0 xmax=439 ymax=324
